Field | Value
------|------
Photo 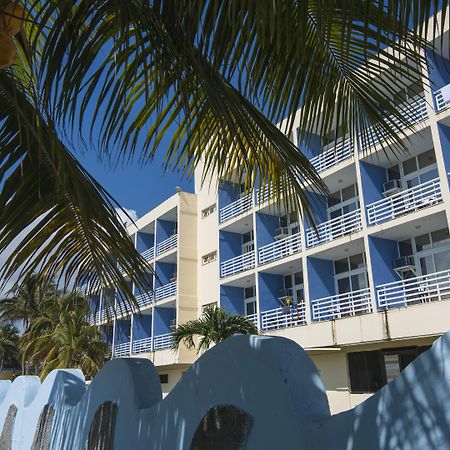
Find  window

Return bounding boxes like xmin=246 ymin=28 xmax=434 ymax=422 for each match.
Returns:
xmin=327 ymin=184 xmax=359 ymax=220
xmin=348 ymin=346 xmax=430 ymax=393
xmin=202 ymin=251 xmax=217 ymax=265
xmin=201 ymin=204 xmax=216 ymax=218
xmin=242 ymin=230 xmax=254 ymax=254
xmin=244 ymin=286 xmax=256 ymax=316
xmin=202 ymin=302 xmax=217 ymax=313
xmin=281 ymin=272 xmax=304 ymax=305
xmin=413 ymin=228 xmax=450 ymax=275
xmin=334 ymin=253 xmax=368 ymax=295
xmin=159 ymin=374 xmax=169 ymax=384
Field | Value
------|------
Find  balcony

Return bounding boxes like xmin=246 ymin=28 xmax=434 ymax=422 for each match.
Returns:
xmin=376 ymin=270 xmax=450 ymax=309
xmin=135 ymin=291 xmax=153 ymax=308
xmin=153 ymin=332 xmax=173 ymax=350
xmin=132 ymin=337 xmax=153 ymax=354
xmin=141 ymin=246 xmax=154 ymax=262
xmin=88 ymin=306 xmax=114 ymax=325
xmin=433 ymin=83 xmax=450 ymax=112
xmin=360 ymin=95 xmax=428 ymax=150
xmin=114 ymin=341 xmax=130 ymax=357
xmin=245 ymin=313 xmax=258 ymax=327
xmin=219 ymin=193 xmax=253 ymax=223
xmin=220 ymin=251 xmax=256 ymax=278
xmin=305 ymin=209 xmax=362 ymax=248
xmin=155 ymin=281 xmax=177 ymax=301
xmin=258 ymin=234 xmax=302 ymax=265
xmin=310 ymin=136 xmax=354 ymax=173
xmin=260 ymin=304 xmax=306 ymax=330
xmin=366 ymin=178 xmax=442 ymax=226
xmin=311 ymin=288 xmax=372 ymax=321
xmin=156 ymin=234 xmax=178 ymax=256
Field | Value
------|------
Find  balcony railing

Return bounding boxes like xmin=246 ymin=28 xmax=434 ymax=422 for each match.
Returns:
xmin=376 ymin=270 xmax=450 ymax=309
xmin=220 ymin=251 xmax=256 ymax=278
xmin=245 ymin=313 xmax=258 ymax=327
xmin=155 ymin=281 xmax=177 ymax=301
xmin=258 ymin=234 xmax=302 ymax=265
xmin=310 ymin=136 xmax=354 ymax=173
xmin=153 ymin=333 xmax=173 ymax=350
xmin=311 ymin=288 xmax=372 ymax=321
xmin=114 ymin=341 xmax=131 ymax=357
xmin=141 ymin=247 xmax=154 ymax=262
xmin=359 ymin=95 xmax=428 ymax=151
xmin=434 ymin=84 xmax=450 ymax=112
xmin=219 ymin=193 xmax=253 ymax=223
xmin=132 ymin=337 xmax=153 ymax=354
xmin=260 ymin=304 xmax=306 ymax=330
xmin=135 ymin=291 xmax=153 ymax=308
xmin=88 ymin=306 xmax=114 ymax=325
xmin=305 ymin=209 xmax=362 ymax=247
xmin=366 ymin=178 xmax=442 ymax=226
xmin=156 ymin=234 xmax=178 ymax=256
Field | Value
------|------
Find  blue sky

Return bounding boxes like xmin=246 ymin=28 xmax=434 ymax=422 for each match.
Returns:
xmin=79 ymin=149 xmax=194 ymax=218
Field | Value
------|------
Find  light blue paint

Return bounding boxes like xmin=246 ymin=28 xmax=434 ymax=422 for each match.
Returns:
xmin=132 ymin=314 xmax=152 ymax=340
xmin=360 ymin=161 xmax=387 ymax=205
xmin=220 ymin=285 xmax=244 ymax=315
xmin=368 ymin=236 xmax=399 ymax=286
xmin=115 ymin=319 xmax=131 ymax=344
xmin=2 ymin=332 xmax=450 ymax=449
xmin=136 ymin=232 xmax=154 ymax=253
xmin=155 ymin=262 xmax=176 ymax=286
xmin=156 ymin=219 xmax=176 ymax=244
xmin=153 ymin=307 xmax=175 ymax=335
xmin=258 ymin=272 xmax=284 ymax=311
xmin=305 ymin=191 xmax=328 ymax=227
xmin=255 ymin=213 xmax=279 ymax=248
xmin=307 ymin=257 xmax=335 ymax=300
xmin=298 ymin=131 xmax=322 ymax=159
xmin=133 ymin=275 xmax=152 ymax=296
xmin=426 ymin=49 xmax=450 ymax=90
xmin=218 ymin=181 xmax=241 ymax=209
xmin=219 ymin=230 xmax=242 ymax=261
xmin=437 ymin=123 xmax=450 ymax=189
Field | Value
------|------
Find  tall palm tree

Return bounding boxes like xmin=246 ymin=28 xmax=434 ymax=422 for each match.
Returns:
xmin=0 ymin=323 xmax=19 ymax=373
xmin=0 ymin=274 xmax=55 ymax=330
xmin=0 ymin=1 xmax=447 ymax=306
xmin=20 ymin=291 xmax=109 ymax=379
xmin=172 ymin=305 xmax=258 ymax=353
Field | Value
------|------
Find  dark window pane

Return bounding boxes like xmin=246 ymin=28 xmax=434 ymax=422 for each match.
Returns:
xmin=244 ymin=286 xmax=255 ymax=298
xmin=284 ymin=275 xmax=292 ymax=289
xmin=431 ymin=228 xmax=450 ymax=246
xmin=159 ymin=374 xmax=169 ymax=384
xmin=334 ymin=258 xmax=349 ymax=274
xmin=349 ymin=253 xmax=365 ymax=269
xmin=418 ymin=149 xmax=436 ymax=169
xmin=342 ymin=185 xmax=356 ymax=201
xmin=338 ymin=277 xmax=351 ymax=294
xmin=387 ymin=165 xmax=400 ymax=181
xmin=399 ymin=239 xmax=413 ymax=257
xmin=294 ymin=272 xmax=303 ymax=285
xmin=328 ymin=191 xmax=341 ymax=207
xmin=415 ymin=234 xmax=431 ymax=252
xmin=403 ymin=157 xmax=418 ymax=175
xmin=279 ymin=215 xmax=288 ymax=227
xmin=348 ymin=351 xmax=386 ymax=393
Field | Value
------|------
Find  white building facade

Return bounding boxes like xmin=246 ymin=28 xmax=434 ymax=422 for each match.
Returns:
xmin=88 ymin=26 xmax=450 ymax=412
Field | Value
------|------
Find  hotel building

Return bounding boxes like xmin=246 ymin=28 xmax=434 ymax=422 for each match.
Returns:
xmin=87 ymin=25 xmax=450 ymax=413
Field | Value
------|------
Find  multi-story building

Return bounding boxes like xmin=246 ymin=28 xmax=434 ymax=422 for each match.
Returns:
xmin=88 ymin=23 xmax=450 ymax=411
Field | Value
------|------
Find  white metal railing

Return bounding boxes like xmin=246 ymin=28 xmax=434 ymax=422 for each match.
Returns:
xmin=219 ymin=193 xmax=253 ymax=223
xmin=359 ymin=95 xmax=428 ymax=151
xmin=256 ymin=184 xmax=272 ymax=205
xmin=220 ymin=251 xmax=256 ymax=278
xmin=245 ymin=313 xmax=258 ymax=327
xmin=155 ymin=281 xmax=177 ymax=301
xmin=141 ymin=247 xmax=154 ymax=262
xmin=113 ymin=341 xmax=131 ymax=357
xmin=260 ymin=304 xmax=306 ymax=330
xmin=156 ymin=234 xmax=178 ymax=256
xmin=311 ymin=288 xmax=372 ymax=321
xmin=377 ymin=270 xmax=450 ymax=309
xmin=135 ymin=291 xmax=153 ymax=308
xmin=153 ymin=333 xmax=173 ymax=350
xmin=310 ymin=136 xmax=354 ymax=173
xmin=88 ymin=306 xmax=114 ymax=325
xmin=306 ymin=209 xmax=362 ymax=247
xmin=434 ymin=83 xmax=450 ymax=112
xmin=258 ymin=234 xmax=302 ymax=265
xmin=132 ymin=337 xmax=153 ymax=354
xmin=366 ymin=178 xmax=442 ymax=225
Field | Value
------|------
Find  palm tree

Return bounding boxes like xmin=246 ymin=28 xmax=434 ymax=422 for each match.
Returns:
xmin=0 ymin=2 xmax=447 ymax=305
xmin=172 ymin=305 xmax=258 ymax=354
xmin=20 ymin=291 xmax=109 ymax=379
xmin=0 ymin=274 xmax=55 ymax=331
xmin=0 ymin=323 xmax=19 ymax=373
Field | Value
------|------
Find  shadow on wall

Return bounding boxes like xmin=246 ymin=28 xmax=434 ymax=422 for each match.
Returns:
xmin=0 ymin=332 xmax=449 ymax=449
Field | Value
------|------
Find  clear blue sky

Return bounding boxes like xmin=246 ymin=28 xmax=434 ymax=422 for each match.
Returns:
xmin=79 ymin=149 xmax=194 ymax=218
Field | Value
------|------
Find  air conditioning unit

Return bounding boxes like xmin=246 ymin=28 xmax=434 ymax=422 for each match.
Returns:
xmin=274 ymin=227 xmax=289 ymax=240
xmin=383 ymin=179 xmax=403 ymax=197
xmin=393 ymin=256 xmax=416 ymax=277
xmin=169 ymin=273 xmax=177 ymax=283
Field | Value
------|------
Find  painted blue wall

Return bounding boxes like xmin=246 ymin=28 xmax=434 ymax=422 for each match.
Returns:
xmin=100 ymin=325 xmax=113 ymax=345
xmin=156 ymin=219 xmax=176 ymax=244
xmin=427 ymin=50 xmax=450 ymax=90
xmin=153 ymin=307 xmax=175 ymax=335
xmin=360 ymin=161 xmax=387 ymax=205
xmin=88 ymin=293 xmax=101 ymax=312
xmin=220 ymin=285 xmax=244 ymax=315
xmin=258 ymin=273 xmax=284 ymax=311
xmin=368 ymin=236 xmax=399 ymax=286
xmin=307 ymin=257 xmax=335 ymax=301
xmin=136 ymin=232 xmax=154 ymax=252
xmin=298 ymin=131 xmax=322 ymax=159
xmin=255 ymin=213 xmax=279 ymax=248
xmin=219 ymin=230 xmax=242 ymax=261
xmin=437 ymin=123 xmax=450 ymax=189
xmin=133 ymin=274 xmax=153 ymax=296
xmin=115 ymin=319 xmax=131 ymax=344
xmin=218 ymin=181 xmax=241 ymax=209
xmin=304 ymin=192 xmax=328 ymax=227
xmin=155 ymin=262 xmax=176 ymax=287
xmin=132 ymin=314 xmax=152 ymax=340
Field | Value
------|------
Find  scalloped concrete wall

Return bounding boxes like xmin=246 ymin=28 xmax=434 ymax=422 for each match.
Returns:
xmin=0 ymin=332 xmax=449 ymax=449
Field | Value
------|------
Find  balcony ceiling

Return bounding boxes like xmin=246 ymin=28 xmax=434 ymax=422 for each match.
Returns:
xmin=311 ymin=236 xmax=365 ymax=261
